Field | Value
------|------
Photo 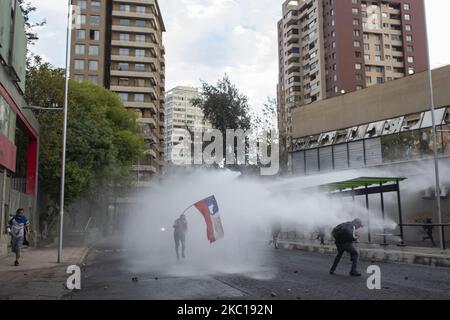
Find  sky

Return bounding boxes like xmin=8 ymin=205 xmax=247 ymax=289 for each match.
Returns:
xmin=29 ymin=0 xmax=450 ymax=111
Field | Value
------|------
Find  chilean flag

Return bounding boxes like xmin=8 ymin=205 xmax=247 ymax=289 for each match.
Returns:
xmin=194 ymin=195 xmax=224 ymax=243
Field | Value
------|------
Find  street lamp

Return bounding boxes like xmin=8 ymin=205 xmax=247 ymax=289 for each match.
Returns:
xmin=58 ymin=0 xmax=72 ymax=263
xmin=423 ymin=0 xmax=445 ymax=250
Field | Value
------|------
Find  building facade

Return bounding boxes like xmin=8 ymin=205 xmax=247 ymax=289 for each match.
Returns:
xmin=0 ymin=0 xmax=40 ymax=256
xmin=70 ymin=0 xmax=166 ymax=182
xmin=288 ymin=66 xmax=450 ymax=246
xmin=277 ymin=0 xmax=428 ymax=157
xmin=164 ymin=86 xmax=212 ymax=165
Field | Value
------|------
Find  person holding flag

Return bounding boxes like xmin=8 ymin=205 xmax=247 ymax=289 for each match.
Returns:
xmin=173 ymin=214 xmax=188 ymax=261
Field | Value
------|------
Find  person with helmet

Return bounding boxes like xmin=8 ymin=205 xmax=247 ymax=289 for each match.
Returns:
xmin=329 ymin=218 xmax=364 ymax=277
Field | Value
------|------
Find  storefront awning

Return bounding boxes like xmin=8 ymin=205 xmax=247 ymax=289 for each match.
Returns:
xmin=318 ymin=177 xmax=407 ymax=193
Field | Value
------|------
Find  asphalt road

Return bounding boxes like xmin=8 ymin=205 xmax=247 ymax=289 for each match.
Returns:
xmin=65 ymin=241 xmax=450 ymax=300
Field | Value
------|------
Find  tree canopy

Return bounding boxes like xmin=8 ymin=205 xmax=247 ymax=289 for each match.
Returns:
xmin=26 ymin=58 xmax=145 ymax=204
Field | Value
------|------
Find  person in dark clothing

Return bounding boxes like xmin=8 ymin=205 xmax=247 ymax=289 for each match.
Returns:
xmin=173 ymin=214 xmax=188 ymax=261
xmin=330 ymin=218 xmax=364 ymax=277
xmin=421 ymin=218 xmax=436 ymax=247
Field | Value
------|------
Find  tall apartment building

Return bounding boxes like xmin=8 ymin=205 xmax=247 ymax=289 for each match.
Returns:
xmin=277 ymin=0 xmax=428 ymax=153
xmin=164 ymin=86 xmax=212 ymax=164
xmin=70 ymin=0 xmax=166 ymax=182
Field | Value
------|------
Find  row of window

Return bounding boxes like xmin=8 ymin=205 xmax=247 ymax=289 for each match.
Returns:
xmin=76 ymin=0 xmax=100 ymax=11
xmin=74 ymin=44 xmax=98 ymax=56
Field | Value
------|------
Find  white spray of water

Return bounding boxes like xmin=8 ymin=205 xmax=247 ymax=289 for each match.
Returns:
xmin=122 ymin=168 xmax=401 ymax=278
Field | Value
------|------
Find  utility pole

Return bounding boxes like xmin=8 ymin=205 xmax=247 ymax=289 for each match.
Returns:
xmin=423 ymin=0 xmax=445 ymax=250
xmin=58 ymin=0 xmax=72 ymax=263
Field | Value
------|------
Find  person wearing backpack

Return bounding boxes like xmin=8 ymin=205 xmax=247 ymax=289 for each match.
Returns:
xmin=329 ymin=218 xmax=364 ymax=277
xmin=7 ymin=208 xmax=31 ymax=267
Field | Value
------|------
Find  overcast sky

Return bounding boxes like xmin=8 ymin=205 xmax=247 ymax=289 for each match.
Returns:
xmin=29 ymin=0 xmax=450 ymax=110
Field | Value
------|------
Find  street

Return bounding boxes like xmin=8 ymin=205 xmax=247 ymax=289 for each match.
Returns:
xmin=65 ymin=241 xmax=450 ymax=300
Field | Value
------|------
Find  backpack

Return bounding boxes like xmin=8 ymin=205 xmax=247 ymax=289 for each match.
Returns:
xmin=332 ymin=222 xmax=354 ymax=243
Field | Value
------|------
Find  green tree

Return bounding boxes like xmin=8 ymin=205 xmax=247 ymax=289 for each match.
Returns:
xmin=26 ymin=57 xmax=144 ymax=205
xmin=18 ymin=0 xmax=46 ymax=45
xmin=191 ymin=75 xmax=252 ymax=169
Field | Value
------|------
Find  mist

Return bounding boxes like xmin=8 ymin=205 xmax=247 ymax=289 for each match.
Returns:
xmin=121 ymin=167 xmax=409 ymax=278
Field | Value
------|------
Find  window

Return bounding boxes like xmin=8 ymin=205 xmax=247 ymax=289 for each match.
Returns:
xmin=74 ymin=60 xmax=84 ymax=70
xmin=408 ymin=56 xmax=414 ymax=63
xmin=76 ymin=30 xmax=86 ymax=40
xmin=135 ymin=94 xmax=145 ymax=102
xmin=356 ymin=85 xmax=363 ymax=91
xmin=355 ymin=63 xmax=362 ymax=70
xmin=77 ymin=1 xmax=87 ymax=9
xmin=90 ymin=30 xmax=100 ymax=40
xmin=91 ymin=1 xmax=100 ymax=10
xmin=366 ymin=76 xmax=372 ymax=84
xmin=73 ymin=75 xmax=84 ymax=82
xmin=356 ymin=74 xmax=363 ymax=81
xmin=364 ymin=43 xmax=369 ymax=50
xmin=406 ymin=35 xmax=413 ymax=42
xmin=136 ymin=34 xmax=145 ymax=42
xmin=352 ymin=19 xmax=359 ymax=25
xmin=76 ymin=14 xmax=86 ymax=25
xmin=88 ymin=75 xmax=98 ymax=84
xmin=404 ymin=14 xmax=411 ymax=21
xmin=118 ymin=93 xmax=128 ymax=102
xmin=90 ymin=15 xmax=100 ymax=26
xmin=407 ymin=45 xmax=414 ymax=52
xmin=135 ymin=49 xmax=145 ymax=57
xmin=120 ymin=4 xmax=130 ymax=12
xmin=376 ymin=77 xmax=384 ymax=84
xmin=136 ymin=20 xmax=146 ymax=27
xmin=375 ymin=44 xmax=381 ymax=51
xmin=353 ymin=30 xmax=360 ymax=37
xmin=364 ymin=54 xmax=370 ymax=61
xmin=136 ymin=6 xmax=146 ymax=13
xmin=403 ymin=4 xmax=410 ymax=10
xmin=119 ymin=48 xmax=130 ymax=56
xmin=120 ymin=19 xmax=130 ymax=26
xmin=352 ymin=8 xmax=359 ymax=14
xmin=89 ymin=46 xmax=99 ymax=56
xmin=118 ymin=63 xmax=129 ymax=70
xmin=375 ymin=55 xmax=382 ymax=62
xmin=120 ymin=33 xmax=130 ymax=41
xmin=89 ymin=61 xmax=98 ymax=71
xmin=135 ymin=64 xmax=145 ymax=71
xmin=75 ymin=44 xmax=85 ymax=55
xmin=353 ymin=40 xmax=360 ymax=47
xmin=405 ymin=24 xmax=412 ymax=31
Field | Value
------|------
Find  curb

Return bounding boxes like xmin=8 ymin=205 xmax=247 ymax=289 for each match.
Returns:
xmin=279 ymin=241 xmax=450 ymax=268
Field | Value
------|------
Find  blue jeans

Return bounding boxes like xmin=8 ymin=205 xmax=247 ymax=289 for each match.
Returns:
xmin=330 ymin=242 xmax=359 ymax=273
xmin=11 ymin=236 xmax=24 ymax=253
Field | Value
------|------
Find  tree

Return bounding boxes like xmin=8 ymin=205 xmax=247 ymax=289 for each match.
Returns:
xmin=26 ymin=57 xmax=145 ymax=205
xmin=18 ymin=0 xmax=46 ymax=45
xmin=191 ymin=75 xmax=252 ymax=169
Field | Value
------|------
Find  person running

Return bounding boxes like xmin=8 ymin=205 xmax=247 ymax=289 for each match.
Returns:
xmin=7 ymin=208 xmax=30 ymax=267
xmin=173 ymin=214 xmax=188 ymax=261
xmin=329 ymin=218 xmax=364 ymax=277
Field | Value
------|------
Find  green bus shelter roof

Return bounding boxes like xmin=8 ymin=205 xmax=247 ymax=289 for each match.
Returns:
xmin=318 ymin=177 xmax=407 ymax=193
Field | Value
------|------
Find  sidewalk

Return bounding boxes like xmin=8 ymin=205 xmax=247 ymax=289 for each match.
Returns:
xmin=279 ymin=240 xmax=450 ymax=268
xmin=0 ymin=245 xmax=90 ymax=300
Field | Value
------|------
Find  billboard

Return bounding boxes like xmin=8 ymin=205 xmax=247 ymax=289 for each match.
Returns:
xmin=0 ymin=0 xmax=12 ymax=62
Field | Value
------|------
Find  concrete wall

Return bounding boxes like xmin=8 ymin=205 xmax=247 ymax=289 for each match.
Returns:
xmin=291 ymin=65 xmax=450 ymax=138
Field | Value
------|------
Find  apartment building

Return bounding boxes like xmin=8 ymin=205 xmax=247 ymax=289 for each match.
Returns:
xmin=164 ymin=86 xmax=212 ymax=165
xmin=277 ymin=0 xmax=428 ymax=158
xmin=70 ymin=0 xmax=166 ymax=182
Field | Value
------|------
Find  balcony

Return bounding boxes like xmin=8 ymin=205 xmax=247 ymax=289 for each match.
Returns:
xmin=112 ymin=10 xmax=157 ymax=21
xmin=111 ymin=40 xmax=157 ymax=49
xmin=111 ymin=69 xmax=158 ymax=78
xmin=137 ymin=117 xmax=157 ymax=129
xmin=112 ymin=24 xmax=156 ymax=34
